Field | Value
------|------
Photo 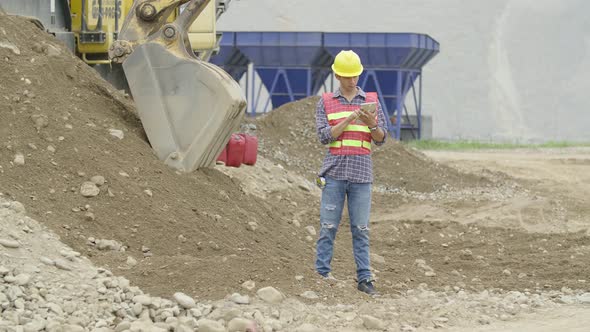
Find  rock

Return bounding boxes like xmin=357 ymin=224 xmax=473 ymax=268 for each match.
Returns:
xmin=256 ymin=286 xmax=284 ymax=304
xmin=46 ymin=44 xmax=61 ymax=57
xmin=305 ymin=226 xmax=316 ymax=236
xmin=133 ymin=295 xmax=152 ymax=306
xmin=9 ymin=201 xmax=25 ymax=213
xmin=23 ymin=321 xmax=45 ymax=332
xmin=90 ymin=175 xmax=106 ymax=186
xmin=80 ymin=182 xmax=100 ymax=197
xmin=197 ymin=319 xmax=225 ymax=332
xmin=14 ymin=273 xmax=31 ymax=285
xmin=362 ymin=315 xmax=386 ymax=330
xmin=96 ymin=239 xmax=122 ymax=251
xmin=0 ymin=41 xmax=20 ymax=54
xmin=173 ymin=292 xmax=196 ymax=308
xmin=294 ymin=323 xmax=321 ymax=332
xmin=300 ymin=291 xmax=318 ymax=300
xmin=400 ymin=325 xmax=416 ymax=332
xmin=108 ymin=129 xmax=124 ymax=140
xmin=13 ymin=153 xmax=25 ymax=165
xmin=31 ymin=114 xmax=49 ymax=131
xmin=230 ymin=293 xmax=250 ymax=305
xmin=60 ymin=324 xmax=84 ymax=332
xmin=242 ymin=280 xmax=256 ymax=291
xmin=40 ymin=257 xmax=54 ymax=265
xmin=478 ymin=315 xmax=492 ymax=325
xmin=126 ymin=256 xmax=138 ymax=266
xmin=0 ymin=238 xmax=21 ymax=248
xmin=54 ymin=259 xmax=72 ymax=271
xmin=371 ymin=253 xmax=386 ymax=265
xmin=577 ymin=293 xmax=590 ymax=304
xmin=228 ymin=318 xmax=257 ymax=332
xmin=247 ymin=221 xmax=258 ymax=231
xmin=115 ymin=321 xmax=131 ymax=332
xmin=130 ymin=319 xmax=167 ymax=332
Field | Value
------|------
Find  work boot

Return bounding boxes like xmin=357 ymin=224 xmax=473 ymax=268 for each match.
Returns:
xmin=357 ymin=279 xmax=377 ymax=295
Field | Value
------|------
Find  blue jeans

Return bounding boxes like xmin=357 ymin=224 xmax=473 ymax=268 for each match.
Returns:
xmin=315 ymin=177 xmax=372 ymax=282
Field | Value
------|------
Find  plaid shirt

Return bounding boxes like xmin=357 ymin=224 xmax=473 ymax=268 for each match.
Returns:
xmin=316 ymin=87 xmax=387 ymax=183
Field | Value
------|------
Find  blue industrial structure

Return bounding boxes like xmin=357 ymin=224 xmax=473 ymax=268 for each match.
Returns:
xmin=210 ymin=32 xmax=439 ymax=140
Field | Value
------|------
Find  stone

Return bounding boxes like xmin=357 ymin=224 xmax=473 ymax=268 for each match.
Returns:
xmin=9 ymin=201 xmax=26 ymax=214
xmin=80 ymin=182 xmax=100 ymax=197
xmin=90 ymin=175 xmax=105 ymax=186
xmin=242 ymin=280 xmax=255 ymax=291
xmin=126 ymin=256 xmax=138 ymax=266
xmin=256 ymin=286 xmax=284 ymax=304
xmin=0 ymin=238 xmax=21 ymax=248
xmin=362 ymin=315 xmax=386 ymax=330
xmin=133 ymin=295 xmax=152 ymax=306
xmin=577 ymin=293 xmax=590 ymax=304
xmin=228 ymin=318 xmax=257 ymax=332
xmin=197 ymin=319 xmax=225 ymax=332
xmin=14 ymin=273 xmax=31 ymax=286
xmin=230 ymin=293 xmax=250 ymax=305
xmin=13 ymin=153 xmax=25 ymax=165
xmin=294 ymin=324 xmax=321 ymax=332
xmin=371 ymin=253 xmax=386 ymax=265
xmin=0 ymin=41 xmax=20 ymax=54
xmin=109 ymin=129 xmax=124 ymax=140
xmin=300 ymin=291 xmax=318 ymax=300
xmin=173 ymin=292 xmax=196 ymax=309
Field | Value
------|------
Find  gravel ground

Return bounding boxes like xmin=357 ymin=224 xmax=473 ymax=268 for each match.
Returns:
xmin=2 ymin=195 xmax=590 ymax=331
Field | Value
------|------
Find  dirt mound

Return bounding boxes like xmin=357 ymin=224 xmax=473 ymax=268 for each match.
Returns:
xmin=253 ymin=97 xmax=489 ymax=192
xmin=0 ymin=14 xmax=332 ymax=301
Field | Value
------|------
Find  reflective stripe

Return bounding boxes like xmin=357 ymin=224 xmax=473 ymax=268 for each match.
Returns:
xmin=344 ymin=124 xmax=371 ymax=133
xmin=327 ymin=111 xmax=354 ymax=121
xmin=329 ymin=140 xmax=372 ymax=150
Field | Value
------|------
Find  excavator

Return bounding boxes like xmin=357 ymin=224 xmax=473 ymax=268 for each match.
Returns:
xmin=1 ymin=0 xmax=247 ymax=172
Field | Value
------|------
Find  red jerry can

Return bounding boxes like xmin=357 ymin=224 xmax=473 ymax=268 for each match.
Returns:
xmin=216 ymin=145 xmax=227 ymax=164
xmin=225 ymin=133 xmax=245 ymax=167
xmin=240 ymin=133 xmax=258 ymax=166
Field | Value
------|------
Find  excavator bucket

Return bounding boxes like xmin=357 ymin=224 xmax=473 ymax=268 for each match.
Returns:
xmin=110 ymin=0 xmax=246 ymax=172
xmin=123 ymin=43 xmax=245 ymax=171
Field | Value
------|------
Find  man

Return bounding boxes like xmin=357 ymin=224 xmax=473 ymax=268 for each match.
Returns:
xmin=315 ymin=50 xmax=387 ymax=295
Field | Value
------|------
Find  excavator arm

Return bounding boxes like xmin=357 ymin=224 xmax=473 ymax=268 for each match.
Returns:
xmin=109 ymin=0 xmax=246 ymax=172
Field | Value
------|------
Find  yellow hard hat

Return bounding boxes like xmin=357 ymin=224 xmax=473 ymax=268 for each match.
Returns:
xmin=331 ymin=50 xmax=364 ymax=77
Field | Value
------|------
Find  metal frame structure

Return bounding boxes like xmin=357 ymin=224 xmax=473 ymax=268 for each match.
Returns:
xmin=210 ymin=31 xmax=439 ymax=139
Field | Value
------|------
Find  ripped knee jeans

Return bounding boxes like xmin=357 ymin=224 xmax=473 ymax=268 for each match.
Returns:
xmin=315 ymin=176 xmax=372 ymax=282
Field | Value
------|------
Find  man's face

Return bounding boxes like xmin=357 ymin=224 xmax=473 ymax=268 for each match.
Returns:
xmin=335 ymin=74 xmax=359 ymax=90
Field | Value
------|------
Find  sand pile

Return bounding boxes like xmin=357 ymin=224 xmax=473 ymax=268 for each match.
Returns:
xmin=253 ymin=97 xmax=488 ymax=192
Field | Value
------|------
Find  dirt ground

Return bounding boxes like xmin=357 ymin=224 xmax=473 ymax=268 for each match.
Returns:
xmin=1 ymin=12 xmax=589 ymax=314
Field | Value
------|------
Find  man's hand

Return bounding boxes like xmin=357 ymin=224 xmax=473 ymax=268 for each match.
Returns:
xmin=357 ymin=108 xmax=377 ymax=128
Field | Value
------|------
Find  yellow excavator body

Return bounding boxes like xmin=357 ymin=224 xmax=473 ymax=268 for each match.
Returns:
xmin=69 ymin=0 xmax=133 ymax=61
xmin=69 ymin=0 xmax=217 ymax=64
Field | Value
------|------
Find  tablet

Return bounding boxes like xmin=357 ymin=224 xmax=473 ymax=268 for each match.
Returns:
xmin=360 ymin=102 xmax=376 ymax=114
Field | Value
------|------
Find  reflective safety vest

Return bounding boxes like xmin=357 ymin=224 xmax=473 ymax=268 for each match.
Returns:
xmin=323 ymin=92 xmax=378 ymax=155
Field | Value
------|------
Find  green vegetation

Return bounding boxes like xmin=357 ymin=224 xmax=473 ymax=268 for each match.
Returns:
xmin=403 ymin=140 xmax=590 ymax=151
